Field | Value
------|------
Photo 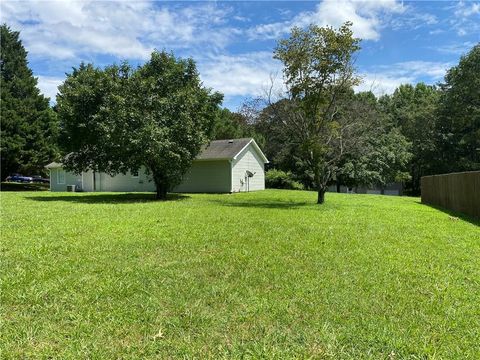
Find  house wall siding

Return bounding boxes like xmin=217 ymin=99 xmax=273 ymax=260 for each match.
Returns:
xmin=48 ymin=144 xmax=266 ymax=193
xmin=96 ymin=169 xmax=155 ymax=192
xmin=82 ymin=170 xmax=94 ymax=192
xmin=49 ymin=168 xmax=82 ymax=191
xmin=173 ymin=160 xmax=231 ymax=193
xmin=49 ymin=167 xmax=156 ymax=192
xmin=231 ymin=144 xmax=265 ymax=192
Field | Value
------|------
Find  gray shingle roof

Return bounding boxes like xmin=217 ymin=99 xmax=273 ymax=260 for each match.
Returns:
xmin=196 ymin=138 xmax=253 ymax=160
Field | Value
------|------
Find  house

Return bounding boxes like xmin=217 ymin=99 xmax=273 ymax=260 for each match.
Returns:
xmin=46 ymin=138 xmax=269 ymax=193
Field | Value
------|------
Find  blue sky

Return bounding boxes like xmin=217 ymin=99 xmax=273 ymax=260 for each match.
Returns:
xmin=2 ymin=1 xmax=479 ymax=110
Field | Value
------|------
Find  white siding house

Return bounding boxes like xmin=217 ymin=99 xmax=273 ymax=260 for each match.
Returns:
xmin=231 ymin=143 xmax=265 ymax=192
xmin=46 ymin=138 xmax=268 ymax=193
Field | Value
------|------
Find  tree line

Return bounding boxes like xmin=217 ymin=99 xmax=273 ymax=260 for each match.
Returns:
xmin=212 ymin=25 xmax=479 ymax=198
xmin=1 ymin=23 xmax=479 ymax=202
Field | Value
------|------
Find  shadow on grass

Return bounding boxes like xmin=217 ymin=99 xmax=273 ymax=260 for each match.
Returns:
xmin=208 ymin=198 xmax=336 ymax=210
xmin=417 ymin=201 xmax=480 ymax=226
xmin=1 ymin=182 xmax=49 ymax=191
xmin=28 ymin=192 xmax=190 ymax=204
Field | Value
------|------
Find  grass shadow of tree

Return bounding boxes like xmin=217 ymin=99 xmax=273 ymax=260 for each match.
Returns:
xmin=27 ymin=193 xmax=190 ymax=204
xmin=208 ymin=198 xmax=343 ymax=210
xmin=1 ymin=182 xmax=49 ymax=191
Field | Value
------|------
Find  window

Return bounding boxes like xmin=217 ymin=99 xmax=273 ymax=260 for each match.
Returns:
xmin=57 ymin=169 xmax=65 ymax=184
xmin=131 ymin=170 xmax=139 ymax=178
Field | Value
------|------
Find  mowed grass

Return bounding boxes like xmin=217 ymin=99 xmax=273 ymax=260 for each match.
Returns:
xmin=1 ymin=190 xmax=479 ymax=359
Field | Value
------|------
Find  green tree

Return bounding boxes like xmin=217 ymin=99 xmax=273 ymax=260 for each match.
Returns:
xmin=349 ymin=128 xmax=411 ymax=192
xmin=378 ymin=83 xmax=439 ymax=195
xmin=212 ymin=108 xmax=265 ymax=147
xmin=273 ymin=22 xmax=361 ymax=204
xmin=435 ymin=44 xmax=480 ymax=172
xmin=333 ymin=91 xmax=411 ymax=192
xmin=57 ymin=51 xmax=222 ymax=199
xmin=0 ymin=24 xmax=58 ymax=179
xmin=254 ymin=100 xmax=299 ymax=173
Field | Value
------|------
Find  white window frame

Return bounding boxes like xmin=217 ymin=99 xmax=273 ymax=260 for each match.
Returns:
xmin=57 ymin=169 xmax=65 ymax=184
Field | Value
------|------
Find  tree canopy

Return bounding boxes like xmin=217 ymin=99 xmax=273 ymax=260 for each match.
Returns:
xmin=379 ymin=83 xmax=439 ymax=195
xmin=57 ymin=51 xmax=222 ymax=199
xmin=435 ymin=44 xmax=480 ymax=173
xmin=273 ymin=22 xmax=363 ymax=203
xmin=212 ymin=108 xmax=265 ymax=148
xmin=0 ymin=24 xmax=58 ymax=179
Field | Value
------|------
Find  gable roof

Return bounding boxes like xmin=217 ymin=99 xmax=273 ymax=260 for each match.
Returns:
xmin=197 ymin=138 xmax=268 ymax=163
xmin=45 ymin=161 xmax=63 ymax=169
xmin=45 ymin=138 xmax=269 ymax=168
xmin=45 ymin=152 xmax=73 ymax=169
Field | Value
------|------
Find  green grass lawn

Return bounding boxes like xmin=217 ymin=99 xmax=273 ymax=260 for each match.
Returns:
xmin=1 ymin=190 xmax=479 ymax=358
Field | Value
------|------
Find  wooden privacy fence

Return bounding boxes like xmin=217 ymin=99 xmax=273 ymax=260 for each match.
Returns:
xmin=421 ymin=171 xmax=480 ymax=219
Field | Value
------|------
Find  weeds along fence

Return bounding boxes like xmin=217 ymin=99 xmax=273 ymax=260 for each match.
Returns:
xmin=421 ymin=171 xmax=480 ymax=219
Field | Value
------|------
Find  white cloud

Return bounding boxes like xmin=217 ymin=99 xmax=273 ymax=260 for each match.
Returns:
xmin=449 ymin=1 xmax=480 ymax=36
xmin=199 ymin=52 xmax=282 ymax=98
xmin=36 ymin=75 xmax=63 ymax=101
xmin=390 ymin=10 xmax=438 ymax=30
xmin=390 ymin=61 xmax=451 ymax=79
xmin=429 ymin=29 xmax=444 ymax=35
xmin=454 ymin=2 xmax=480 ymax=17
xmin=247 ymin=0 xmax=405 ymax=41
xmin=357 ymin=73 xmax=413 ymax=96
xmin=434 ymin=42 xmax=475 ymax=55
xmin=1 ymin=1 xmax=236 ymax=60
xmin=357 ymin=61 xmax=451 ymax=96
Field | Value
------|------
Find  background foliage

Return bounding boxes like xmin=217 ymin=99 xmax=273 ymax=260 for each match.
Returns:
xmin=1 ymin=25 xmax=58 ymax=179
xmin=265 ymin=169 xmax=304 ymax=190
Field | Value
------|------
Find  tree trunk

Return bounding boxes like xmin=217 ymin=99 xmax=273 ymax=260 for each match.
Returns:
xmin=152 ymin=173 xmax=168 ymax=200
xmin=155 ymin=183 xmax=167 ymax=200
xmin=380 ymin=187 xmax=385 ymax=195
xmin=336 ymin=181 xmax=341 ymax=193
xmin=317 ymin=187 xmax=326 ymax=204
xmin=149 ymin=165 xmax=169 ymax=200
xmin=314 ymin=167 xmax=327 ymax=205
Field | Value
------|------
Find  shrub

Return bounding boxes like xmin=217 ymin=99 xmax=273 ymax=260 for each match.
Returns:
xmin=289 ymin=180 xmax=305 ymax=190
xmin=265 ymin=169 xmax=304 ymax=190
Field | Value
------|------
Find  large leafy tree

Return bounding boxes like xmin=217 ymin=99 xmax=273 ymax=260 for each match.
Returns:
xmin=273 ymin=22 xmax=362 ymax=203
xmin=335 ymin=91 xmax=411 ymax=191
xmin=57 ymin=51 xmax=222 ymax=199
xmin=378 ymin=83 xmax=439 ymax=195
xmin=253 ymin=99 xmax=308 ymax=181
xmin=435 ymin=44 xmax=480 ymax=173
xmin=254 ymin=87 xmax=412 ymax=193
xmin=344 ymin=128 xmax=411 ymax=192
xmin=0 ymin=24 xmax=58 ymax=179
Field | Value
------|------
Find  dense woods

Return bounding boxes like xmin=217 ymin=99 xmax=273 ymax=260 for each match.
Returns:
xmin=1 ymin=24 xmax=478 ymax=199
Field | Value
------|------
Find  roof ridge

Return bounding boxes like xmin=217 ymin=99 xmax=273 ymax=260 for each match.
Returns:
xmin=210 ymin=137 xmax=252 ymax=142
